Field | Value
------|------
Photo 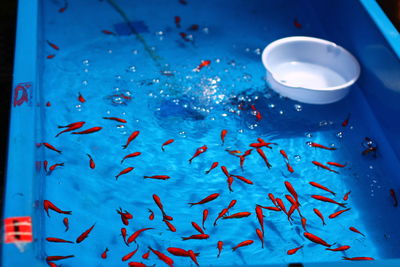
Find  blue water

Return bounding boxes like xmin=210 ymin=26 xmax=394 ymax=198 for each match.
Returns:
xmin=38 ymin=0 xmax=400 ymax=266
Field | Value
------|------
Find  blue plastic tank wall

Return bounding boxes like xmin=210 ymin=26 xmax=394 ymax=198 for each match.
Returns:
xmin=1 ymin=0 xmax=400 ymax=266
xmin=307 ymin=0 xmax=400 ymax=162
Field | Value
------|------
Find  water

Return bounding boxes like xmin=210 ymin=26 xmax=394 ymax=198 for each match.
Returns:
xmin=274 ymin=62 xmax=347 ymax=89
xmin=38 ymin=0 xmax=400 ymax=266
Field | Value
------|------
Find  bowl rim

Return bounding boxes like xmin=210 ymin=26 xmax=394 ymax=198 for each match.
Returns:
xmin=261 ymin=36 xmax=361 ymax=91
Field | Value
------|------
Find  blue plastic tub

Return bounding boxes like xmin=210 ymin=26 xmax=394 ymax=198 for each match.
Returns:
xmin=2 ymin=0 xmax=400 ymax=266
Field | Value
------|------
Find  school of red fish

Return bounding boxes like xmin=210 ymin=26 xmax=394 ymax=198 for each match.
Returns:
xmin=39 ymin=1 xmax=396 ymax=266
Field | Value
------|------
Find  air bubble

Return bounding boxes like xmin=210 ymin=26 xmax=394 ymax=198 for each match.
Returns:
xmin=305 ymin=132 xmax=312 ymax=138
xmin=245 ymin=48 xmax=251 ymax=52
xmin=242 ymin=73 xmax=252 ymax=81
xmin=132 ymin=50 xmax=138 ymax=55
xmin=336 ymin=132 xmax=344 ymax=138
xmin=202 ymin=27 xmax=209 ymax=34
xmin=107 ymin=49 xmax=113 ymax=54
xmin=83 ymin=68 xmax=89 ymax=73
xmin=370 ymin=166 xmax=374 ymax=170
xmin=294 ymin=104 xmax=302 ymax=112
xmin=294 ymin=155 xmax=301 ymax=162
xmin=128 ymin=66 xmax=136 ymax=72
xmin=222 ymin=113 xmax=228 ymax=117
xmin=115 ymin=75 xmax=122 ymax=80
xmin=319 ymin=120 xmax=328 ymax=126
xmin=279 ymin=110 xmax=284 ymax=115
xmin=268 ymin=103 xmax=275 ymax=108
xmin=82 ymin=59 xmax=89 ymax=66
xmin=82 ymin=80 xmax=88 ymax=85
xmin=254 ymin=48 xmax=261 ymax=55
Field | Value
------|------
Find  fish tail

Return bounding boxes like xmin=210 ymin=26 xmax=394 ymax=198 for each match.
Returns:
xmin=188 ymin=203 xmax=195 ymax=207
xmin=205 ymin=170 xmax=210 ymax=174
xmin=161 ymin=146 xmax=165 ymax=152
xmin=339 ymin=203 xmax=347 ymax=208
xmin=122 ymin=145 xmax=127 ymax=149
xmin=232 ymin=248 xmax=236 ymax=252
xmin=62 ymin=211 xmax=72 ymax=215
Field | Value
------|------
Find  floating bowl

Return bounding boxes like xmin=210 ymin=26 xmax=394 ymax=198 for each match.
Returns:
xmin=262 ymin=36 xmax=361 ymax=104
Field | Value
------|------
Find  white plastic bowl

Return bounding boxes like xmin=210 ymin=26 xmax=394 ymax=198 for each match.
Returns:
xmin=262 ymin=36 xmax=361 ymax=104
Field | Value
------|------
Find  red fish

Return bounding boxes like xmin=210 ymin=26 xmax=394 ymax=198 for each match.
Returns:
xmin=327 ymin=162 xmax=347 ymax=168
xmin=164 ymin=219 xmax=176 ymax=232
xmin=256 ymin=148 xmax=272 ymax=169
xmin=122 ymin=245 xmax=140 ymax=261
xmin=167 ymin=247 xmax=199 ymax=257
xmin=87 ymin=154 xmax=95 ymax=169
xmin=205 ymin=162 xmax=218 ymax=174
xmin=162 ymin=139 xmax=174 ymax=151
xmin=76 ymin=224 xmax=95 ymax=243
xmin=127 ymin=228 xmax=154 ymax=244
xmin=232 ymin=240 xmax=253 ymax=251
xmin=78 ymin=92 xmax=86 ymax=103
xmin=188 ymin=250 xmax=199 ymax=266
xmin=47 ymin=40 xmax=60 ymax=50
xmin=182 ymin=234 xmax=210 ymax=240
xmin=221 ymin=129 xmax=228 ymax=145
xmin=222 ymin=212 xmax=251 ymax=219
xmin=390 ymin=189 xmax=398 ymax=207
xmin=46 ymin=237 xmax=74 ymax=243
xmin=43 ymin=160 xmax=48 ymax=172
xmin=255 ymin=205 xmax=264 ymax=233
xmin=43 ymin=200 xmax=71 ymax=216
xmin=102 ymin=29 xmax=115 ymax=35
xmin=230 ymin=174 xmax=253 ymax=185
xmin=142 ymin=250 xmax=150 ymax=259
xmin=285 ymin=181 xmax=299 ymax=205
xmin=255 ymin=110 xmax=262 ymax=121
xmin=179 ymin=32 xmax=190 ymax=42
xmin=213 ymin=208 xmax=229 ymax=226
xmin=194 ymin=60 xmax=211 ymax=72
xmin=72 ymin=127 xmax=102 ymax=134
xmin=55 ymin=121 xmax=85 ymax=137
xmin=280 ymin=149 xmax=288 ymax=161
xmin=268 ymin=193 xmax=278 ymax=207
xmin=313 ymin=208 xmax=326 ymax=225
xmin=287 ymin=245 xmax=303 ymax=255
xmin=343 ymin=191 xmax=351 ymax=201
xmin=43 ymin=142 xmax=62 ymax=154
xmin=144 ymin=175 xmax=170 ymax=180
xmin=121 ymin=152 xmax=142 ymax=163
xmin=227 ymin=175 xmax=234 ymax=192
xmin=103 ymin=117 xmax=127 ymax=123
xmin=294 ymin=18 xmax=302 ymax=28
xmin=301 ymin=217 xmax=307 ymax=231
xmin=192 ymin=222 xmax=204 ymax=234
xmin=202 ymin=209 xmax=208 ymax=229
xmin=153 ymin=194 xmax=167 ymax=216
xmin=188 ymin=24 xmax=199 ymax=31
xmin=101 ymin=248 xmax=109 ymax=259
xmin=329 ymin=208 xmax=351 ymax=219
xmin=46 ymin=101 xmax=51 ymax=107
xmin=309 ymin=182 xmax=336 ymax=196
xmin=116 ymin=167 xmax=134 ymax=180
xmin=148 ymin=209 xmax=154 ymax=220
xmin=217 ymin=241 xmax=223 ymax=257
xmin=121 ymin=228 xmax=128 ymax=246
xmin=63 ymin=217 xmax=69 ymax=232
xmin=46 ymin=255 xmax=74 ymax=261
xmin=58 ymin=2 xmax=68 ymax=13
xmin=122 ymin=131 xmax=140 ymax=149
xmin=257 ymin=205 xmax=281 ymax=211
xmin=276 ymin=198 xmax=292 ymax=223
xmin=312 ymin=161 xmax=339 ymax=174
xmin=342 ymin=257 xmax=374 ymax=261
xmin=256 ymin=228 xmax=264 ymax=248
xmin=349 ymin=226 xmax=365 ymax=237
xmin=128 ymin=262 xmax=147 ymax=267
xmin=49 ymin=163 xmax=64 ymax=172
xmin=189 ymin=193 xmax=219 ymax=207
xmin=221 ymin=166 xmax=230 ymax=178
xmin=188 ymin=145 xmax=208 ymax=163
xmin=312 ymin=195 xmax=346 ymax=207
xmin=117 ymin=208 xmax=133 ymax=225
xmin=303 ymin=232 xmax=332 ymax=247
xmin=362 ymin=146 xmax=377 ymax=156
xmin=226 ymin=149 xmax=242 ymax=155
xmin=47 ymin=54 xmax=55 ymax=59
xmin=286 ymin=162 xmax=294 ymax=173
xmin=342 ymin=113 xmax=351 ymax=127
xmin=309 ymin=142 xmax=336 ymax=150
xmin=174 ymin=16 xmax=181 ymax=28
xmin=326 ymin=245 xmax=350 ymax=251
xmin=148 ymin=247 xmax=174 ymax=267
xmin=47 ymin=262 xmax=59 ymax=267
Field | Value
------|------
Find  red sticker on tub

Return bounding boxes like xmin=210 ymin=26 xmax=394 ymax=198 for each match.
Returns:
xmin=4 ymin=216 xmax=33 ymax=243
xmin=13 ymin=82 xmax=32 ymax=107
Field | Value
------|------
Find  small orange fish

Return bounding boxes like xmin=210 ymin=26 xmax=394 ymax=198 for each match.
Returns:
xmin=101 ymin=248 xmax=109 ymax=259
xmin=230 ymin=174 xmax=253 ymax=184
xmin=309 ymin=142 xmax=336 ymax=150
xmin=222 ymin=212 xmax=251 ymax=219
xmin=174 ymin=16 xmax=181 ymax=28
xmin=349 ymin=226 xmax=365 ymax=237
xmin=43 ymin=142 xmax=62 ymax=154
xmin=189 ymin=193 xmax=219 ymax=207
xmin=312 ymin=161 xmax=339 ymax=174
xmin=49 ymin=163 xmax=64 ymax=172
xmin=327 ymin=162 xmax=347 ymax=168
xmin=286 ymin=162 xmax=294 ymax=173
xmin=294 ymin=18 xmax=302 ymax=28
xmin=202 ymin=209 xmax=208 ymax=229
xmin=329 ymin=208 xmax=351 ymax=219
xmin=142 ymin=250 xmax=150 ymax=259
xmin=193 ymin=60 xmax=211 ymax=72
xmin=255 ymin=205 xmax=264 ymax=233
xmin=47 ymin=54 xmax=55 ymax=59
xmin=205 ymin=162 xmax=218 ymax=174
xmin=87 ymin=154 xmax=95 ymax=169
xmin=221 ymin=129 xmax=228 ymax=145
xmin=217 ymin=241 xmax=223 ymax=257
xmin=47 ymin=40 xmax=60 ymax=50
xmin=188 ymin=145 xmax=208 ymax=163
xmin=115 ymin=167 xmax=134 ymax=180
xmin=301 ymin=217 xmax=307 ymax=231
xmin=191 ymin=222 xmax=204 ymax=234
xmin=148 ymin=247 xmax=174 ymax=267
xmin=232 ymin=240 xmax=253 ymax=251
xmin=63 ymin=217 xmax=69 ymax=231
xmin=164 ymin=220 xmax=176 ymax=232
xmin=121 ymin=152 xmax=141 ymax=163
xmin=257 ymin=205 xmax=281 ymax=212
xmin=304 ymin=232 xmax=332 ymax=247
xmin=390 ymin=189 xmax=398 ymax=207
xmin=46 ymin=237 xmax=74 ymax=243
xmin=144 ymin=175 xmax=170 ymax=180
xmin=309 ymin=181 xmax=336 ymax=196
xmin=285 ymin=181 xmax=299 ymax=205
xmin=153 ymin=194 xmax=167 ymax=216
xmin=227 ymin=176 xmax=234 ymax=192
xmin=256 ymin=148 xmax=272 ymax=169
xmin=188 ymin=250 xmax=199 ymax=266
xmin=78 ymin=92 xmax=86 ymax=103
xmin=188 ymin=24 xmax=199 ymax=31
xmin=127 ymin=228 xmax=154 ymax=244
xmin=312 ymin=195 xmax=346 ymax=207
xmin=313 ymin=208 xmax=326 ymax=226
xmin=280 ymin=149 xmax=288 ymax=161
xmin=121 ymin=228 xmax=128 ymax=246
xmin=161 ymin=139 xmax=174 ymax=151
xmin=256 ymin=228 xmax=264 ymax=248
xmin=342 ymin=113 xmax=351 ymax=127
xmin=55 ymin=121 xmax=85 ymax=137
xmin=122 ymin=246 xmax=140 ymax=261
xmin=46 ymin=255 xmax=74 ymax=262
xmin=102 ymin=29 xmax=115 ymax=35
xmin=342 ymin=257 xmax=374 ymax=261
xmin=76 ymin=224 xmax=95 ymax=243
xmin=287 ymin=245 xmax=303 ymax=255
xmin=326 ymin=245 xmax=350 ymax=251
xmin=343 ymin=191 xmax=351 ymax=201
xmin=148 ymin=209 xmax=154 ymax=220
xmin=71 ymin=127 xmax=102 ymax=134
xmin=182 ymin=234 xmax=209 ymax=240
xmin=103 ymin=117 xmax=127 ymax=123
xmin=362 ymin=146 xmax=377 ymax=156
xmin=122 ymin=131 xmax=140 ymax=149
